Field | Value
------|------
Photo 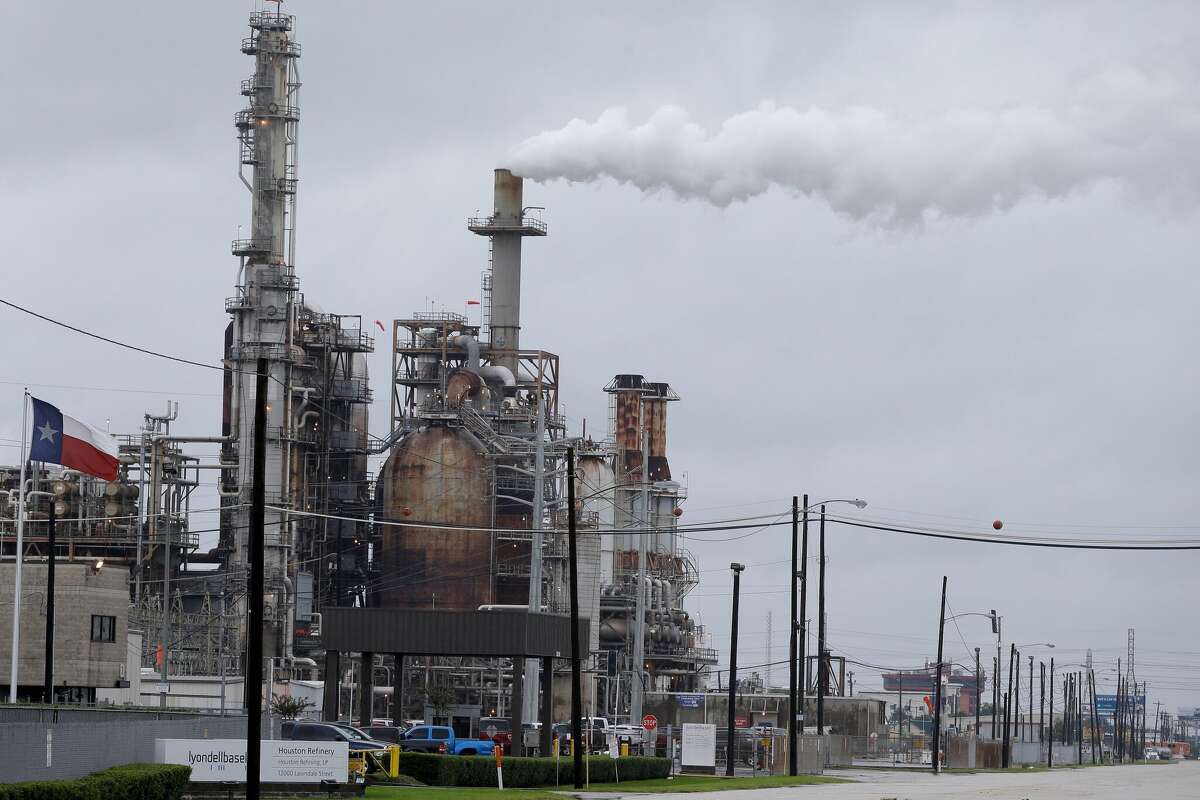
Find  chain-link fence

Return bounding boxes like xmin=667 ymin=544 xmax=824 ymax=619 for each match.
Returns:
xmin=0 ymin=707 xmax=278 ymax=783
xmin=708 ymin=730 xmax=838 ymax=775
xmin=840 ymin=733 xmax=931 ymax=766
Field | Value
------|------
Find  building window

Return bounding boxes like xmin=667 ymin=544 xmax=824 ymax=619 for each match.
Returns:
xmin=90 ymin=615 xmax=115 ymax=643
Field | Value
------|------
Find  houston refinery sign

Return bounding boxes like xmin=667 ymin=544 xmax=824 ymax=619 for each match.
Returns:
xmin=155 ymin=739 xmax=348 ymax=783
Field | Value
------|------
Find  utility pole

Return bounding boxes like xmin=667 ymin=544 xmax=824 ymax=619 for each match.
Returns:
xmin=1014 ymin=653 xmax=1021 ymax=744
xmin=974 ymin=647 xmax=981 ymax=736
xmin=1047 ymin=657 xmax=1054 ymax=768
xmin=788 ymin=495 xmax=799 ymax=775
xmin=1002 ymin=691 xmax=1010 ymax=765
xmin=798 ymin=495 xmax=810 ymax=733
xmin=725 ymin=563 xmax=745 ymax=777
xmin=246 ymin=358 xmax=268 ymax=800
xmin=567 ymin=447 xmax=583 ymax=789
xmin=932 ymin=575 xmax=947 ymax=774
xmin=992 ymin=656 xmax=999 ymax=740
xmin=816 ymin=506 xmax=827 ymax=735
xmin=1089 ymin=669 xmax=1099 ymax=763
xmin=1140 ymin=682 xmax=1147 ymax=758
xmin=1040 ymin=662 xmax=1045 ymax=744
xmin=524 ymin=401 xmax=546 ymax=727
xmin=849 ymin=671 xmax=854 ymax=697
xmin=1154 ymin=701 xmax=1162 ymax=746
xmin=1080 ymin=674 xmax=1086 ymax=754
xmin=1028 ymin=655 xmax=1033 ymax=744
xmin=1004 ymin=643 xmax=1014 ymax=767
xmin=1065 ymin=674 xmax=1072 ymax=748
xmin=1115 ymin=666 xmax=1123 ymax=762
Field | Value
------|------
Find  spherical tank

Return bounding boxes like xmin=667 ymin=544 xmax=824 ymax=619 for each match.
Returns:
xmin=376 ymin=425 xmax=493 ymax=609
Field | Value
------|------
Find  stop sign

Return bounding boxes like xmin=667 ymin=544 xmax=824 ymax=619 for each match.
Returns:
xmin=642 ymin=714 xmax=658 ymax=731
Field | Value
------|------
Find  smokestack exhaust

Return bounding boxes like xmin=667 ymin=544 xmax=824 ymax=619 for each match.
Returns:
xmin=468 ymin=168 xmax=547 ymax=372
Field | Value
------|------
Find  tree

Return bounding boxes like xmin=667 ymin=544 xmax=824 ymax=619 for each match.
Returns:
xmin=424 ymin=685 xmax=456 ymax=719
xmin=271 ymin=693 xmax=315 ymax=719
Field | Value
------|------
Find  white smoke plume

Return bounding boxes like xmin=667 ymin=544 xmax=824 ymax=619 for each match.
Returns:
xmin=508 ymin=84 xmax=1199 ymax=227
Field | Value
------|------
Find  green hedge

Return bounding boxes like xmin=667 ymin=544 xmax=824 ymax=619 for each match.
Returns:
xmin=0 ymin=764 xmax=191 ymax=800
xmin=396 ymin=752 xmax=669 ymax=787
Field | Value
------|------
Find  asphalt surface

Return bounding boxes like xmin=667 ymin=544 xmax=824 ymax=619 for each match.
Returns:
xmin=569 ymin=760 xmax=1198 ymax=799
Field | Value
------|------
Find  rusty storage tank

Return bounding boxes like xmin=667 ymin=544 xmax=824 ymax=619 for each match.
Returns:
xmin=375 ymin=424 xmax=494 ymax=609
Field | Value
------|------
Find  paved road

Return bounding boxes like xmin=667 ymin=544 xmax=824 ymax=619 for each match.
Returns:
xmin=572 ymin=761 xmax=1198 ymax=799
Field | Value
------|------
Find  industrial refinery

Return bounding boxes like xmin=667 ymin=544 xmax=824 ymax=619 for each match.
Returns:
xmin=0 ymin=7 xmax=713 ymax=726
xmin=6 ymin=3 xmax=1200 ymax=796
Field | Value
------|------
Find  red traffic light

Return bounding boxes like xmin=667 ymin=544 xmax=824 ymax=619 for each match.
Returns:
xmin=992 ymin=520 xmax=1003 ymax=530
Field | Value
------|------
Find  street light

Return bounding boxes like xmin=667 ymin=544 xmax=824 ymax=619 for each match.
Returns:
xmin=726 ymin=563 xmax=746 ymax=777
xmin=790 ymin=496 xmax=866 ymax=775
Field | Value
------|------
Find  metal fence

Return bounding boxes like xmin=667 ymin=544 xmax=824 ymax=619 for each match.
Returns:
xmin=709 ymin=731 xmax=837 ymax=775
xmin=0 ymin=707 xmax=278 ymax=783
xmin=841 ymin=733 xmax=930 ymax=766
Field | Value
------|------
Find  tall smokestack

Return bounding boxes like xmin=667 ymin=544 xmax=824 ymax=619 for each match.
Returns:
xmin=469 ymin=168 xmax=547 ymax=372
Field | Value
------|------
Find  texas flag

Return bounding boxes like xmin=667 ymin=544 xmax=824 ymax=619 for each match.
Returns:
xmin=28 ymin=397 xmax=120 ymax=481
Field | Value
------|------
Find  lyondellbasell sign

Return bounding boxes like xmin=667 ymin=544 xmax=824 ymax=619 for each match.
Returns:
xmin=155 ymin=739 xmax=349 ymax=783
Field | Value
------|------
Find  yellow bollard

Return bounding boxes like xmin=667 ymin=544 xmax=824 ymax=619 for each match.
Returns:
xmin=620 ymin=741 xmax=629 ymax=757
xmin=389 ymin=745 xmax=400 ymax=778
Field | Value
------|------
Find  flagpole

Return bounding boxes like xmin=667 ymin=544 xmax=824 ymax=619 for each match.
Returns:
xmin=9 ymin=390 xmax=29 ymax=703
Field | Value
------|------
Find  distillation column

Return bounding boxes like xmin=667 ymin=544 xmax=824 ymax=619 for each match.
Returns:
xmin=228 ymin=9 xmax=301 ymax=659
xmin=469 ymin=169 xmax=546 ymax=372
xmin=469 ymin=169 xmax=547 ymax=734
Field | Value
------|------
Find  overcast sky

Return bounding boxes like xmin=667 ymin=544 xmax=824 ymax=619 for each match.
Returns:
xmin=2 ymin=2 xmax=1198 ymax=714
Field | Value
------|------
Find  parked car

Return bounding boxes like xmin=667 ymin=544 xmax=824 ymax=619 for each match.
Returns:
xmin=400 ymin=724 xmax=495 ymax=756
xmin=289 ymin=721 xmax=390 ymax=752
xmin=479 ymin=717 xmax=513 ymax=754
xmin=612 ymin=724 xmax=648 ymax=755
xmin=366 ymin=725 xmax=408 ymax=744
xmin=551 ymin=718 xmax=612 ymax=754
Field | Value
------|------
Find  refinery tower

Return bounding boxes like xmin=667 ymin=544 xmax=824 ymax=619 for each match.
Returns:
xmin=376 ymin=170 xmax=714 ymax=726
xmin=222 ymin=9 xmax=374 ymax=665
xmin=4 ymin=10 xmax=713 ymax=711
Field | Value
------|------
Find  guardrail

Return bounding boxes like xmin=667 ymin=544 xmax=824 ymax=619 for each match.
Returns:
xmin=467 ymin=215 xmax=548 ymax=234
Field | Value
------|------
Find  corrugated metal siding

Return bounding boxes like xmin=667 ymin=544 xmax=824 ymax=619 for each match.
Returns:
xmin=322 ymin=608 xmax=588 ymax=658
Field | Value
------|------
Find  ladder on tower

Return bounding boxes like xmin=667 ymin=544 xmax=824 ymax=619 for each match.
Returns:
xmin=481 ymin=239 xmax=493 ymax=341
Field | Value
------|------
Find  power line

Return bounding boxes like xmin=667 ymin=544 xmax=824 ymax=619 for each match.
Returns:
xmin=0 ymin=379 xmax=219 ymax=398
xmin=834 ymin=515 xmax=1200 ymax=550
xmin=0 ymin=297 xmax=223 ymax=371
xmin=266 ymin=505 xmax=1200 ymax=549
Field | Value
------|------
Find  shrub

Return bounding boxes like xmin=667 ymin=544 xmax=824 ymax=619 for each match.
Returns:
xmin=393 ymin=752 xmax=443 ymax=786
xmin=0 ymin=764 xmax=191 ymax=800
xmin=395 ymin=752 xmax=669 ymax=787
